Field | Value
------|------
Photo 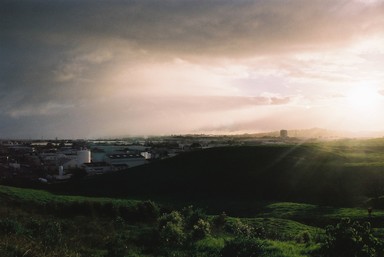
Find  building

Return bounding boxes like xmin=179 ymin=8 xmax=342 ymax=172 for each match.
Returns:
xmin=91 ymin=148 xmax=106 ymax=162
xmin=105 ymin=153 xmax=147 ymax=168
xmin=77 ymin=150 xmax=91 ymax=166
xmin=280 ymin=130 xmax=288 ymax=138
xmin=82 ymin=162 xmax=113 ymax=174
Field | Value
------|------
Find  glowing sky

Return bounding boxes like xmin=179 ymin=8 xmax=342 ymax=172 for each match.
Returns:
xmin=1 ymin=0 xmax=384 ymax=138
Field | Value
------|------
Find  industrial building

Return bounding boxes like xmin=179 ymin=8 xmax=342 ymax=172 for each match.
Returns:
xmin=105 ymin=153 xmax=147 ymax=168
xmin=280 ymin=130 xmax=288 ymax=138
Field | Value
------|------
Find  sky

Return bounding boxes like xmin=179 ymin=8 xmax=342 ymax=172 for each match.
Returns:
xmin=1 ymin=0 xmax=384 ymax=139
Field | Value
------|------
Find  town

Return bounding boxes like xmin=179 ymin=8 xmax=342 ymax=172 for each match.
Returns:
xmin=0 ymin=131 xmax=301 ymax=184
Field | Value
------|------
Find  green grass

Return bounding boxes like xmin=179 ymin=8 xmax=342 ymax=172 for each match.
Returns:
xmin=319 ymin=138 xmax=384 ymax=166
xmin=1 ymin=185 xmax=384 ymax=256
xmin=0 ymin=186 xmax=159 ymax=257
xmin=245 ymin=217 xmax=323 ymax=241
xmin=194 ymin=236 xmax=226 ymax=256
xmin=259 ymin=202 xmax=384 ymax=228
xmin=0 ymin=185 xmax=140 ymax=207
xmin=262 ymin=240 xmax=320 ymax=257
xmin=46 ymin=142 xmax=384 ymax=209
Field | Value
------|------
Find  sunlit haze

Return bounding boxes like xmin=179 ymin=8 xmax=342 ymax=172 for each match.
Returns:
xmin=1 ymin=0 xmax=384 ymax=138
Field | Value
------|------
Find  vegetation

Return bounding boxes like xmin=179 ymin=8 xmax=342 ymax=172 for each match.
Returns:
xmin=1 ymin=185 xmax=384 ymax=257
xmin=48 ymin=141 xmax=384 ymax=210
xmin=321 ymin=218 xmax=380 ymax=257
xmin=3 ymin=139 xmax=384 ymax=256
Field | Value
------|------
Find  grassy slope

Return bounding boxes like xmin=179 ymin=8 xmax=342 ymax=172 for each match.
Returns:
xmin=50 ymin=143 xmax=384 ymax=209
xmin=0 ymin=185 xmax=162 ymax=257
xmin=1 ymin=185 xmax=321 ymax=257
xmin=3 ymin=185 xmax=384 ymax=257
xmin=0 ymin=184 xmax=140 ymax=206
xmin=4 ymin=184 xmax=381 ymax=230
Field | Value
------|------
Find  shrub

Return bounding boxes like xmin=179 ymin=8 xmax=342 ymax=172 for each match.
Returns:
xmin=213 ymin=212 xmax=228 ymax=229
xmin=322 ymin=218 xmax=378 ymax=257
xmin=181 ymin=205 xmax=206 ymax=229
xmin=136 ymin=200 xmax=160 ymax=223
xmin=158 ymin=211 xmax=186 ymax=247
xmin=191 ymin=218 xmax=211 ymax=240
xmin=225 ymin=220 xmax=255 ymax=238
xmin=295 ymin=230 xmax=312 ymax=244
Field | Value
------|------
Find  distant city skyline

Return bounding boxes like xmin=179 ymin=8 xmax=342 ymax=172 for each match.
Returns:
xmin=1 ymin=0 xmax=384 ymax=139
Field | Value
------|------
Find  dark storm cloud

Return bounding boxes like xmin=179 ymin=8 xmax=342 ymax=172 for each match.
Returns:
xmin=3 ymin=0 xmax=384 ymax=56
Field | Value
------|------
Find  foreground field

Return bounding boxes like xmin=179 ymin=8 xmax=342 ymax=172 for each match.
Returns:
xmin=1 ymin=185 xmax=383 ymax=257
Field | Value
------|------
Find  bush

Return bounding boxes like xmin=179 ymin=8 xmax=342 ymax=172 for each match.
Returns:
xmin=158 ymin=211 xmax=186 ymax=247
xmin=213 ymin=212 xmax=228 ymax=229
xmin=224 ymin=220 xmax=261 ymax=238
xmin=181 ymin=205 xmax=206 ymax=230
xmin=191 ymin=218 xmax=211 ymax=240
xmin=295 ymin=230 xmax=312 ymax=244
xmin=136 ymin=200 xmax=160 ymax=223
xmin=322 ymin=218 xmax=378 ymax=257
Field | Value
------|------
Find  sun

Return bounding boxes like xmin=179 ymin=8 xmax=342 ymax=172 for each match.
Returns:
xmin=333 ymin=83 xmax=384 ymax=131
xmin=345 ymin=84 xmax=381 ymax=112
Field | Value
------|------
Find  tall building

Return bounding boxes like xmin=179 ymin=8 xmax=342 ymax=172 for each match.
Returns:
xmin=280 ymin=129 xmax=288 ymax=138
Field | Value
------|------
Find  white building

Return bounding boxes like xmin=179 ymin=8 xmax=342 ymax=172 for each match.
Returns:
xmin=77 ymin=150 xmax=91 ymax=166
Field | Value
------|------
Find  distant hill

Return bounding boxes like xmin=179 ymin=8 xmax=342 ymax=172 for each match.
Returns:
xmin=49 ymin=144 xmax=384 ymax=208
xmin=247 ymin=128 xmax=384 ymax=139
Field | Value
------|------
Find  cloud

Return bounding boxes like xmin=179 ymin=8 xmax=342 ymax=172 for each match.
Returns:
xmin=6 ymin=102 xmax=75 ymax=118
xmin=136 ymin=95 xmax=291 ymax=113
xmin=1 ymin=0 xmax=384 ymax=138
xmin=2 ymin=0 xmax=384 ymax=58
xmin=54 ymin=49 xmax=113 ymax=82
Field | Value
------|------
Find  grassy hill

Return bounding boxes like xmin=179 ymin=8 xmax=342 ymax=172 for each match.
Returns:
xmin=50 ymin=143 xmax=384 ymax=210
xmin=3 ymin=140 xmax=384 ymax=256
xmin=0 ymin=185 xmax=320 ymax=257
xmin=3 ymin=185 xmax=384 ymax=257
